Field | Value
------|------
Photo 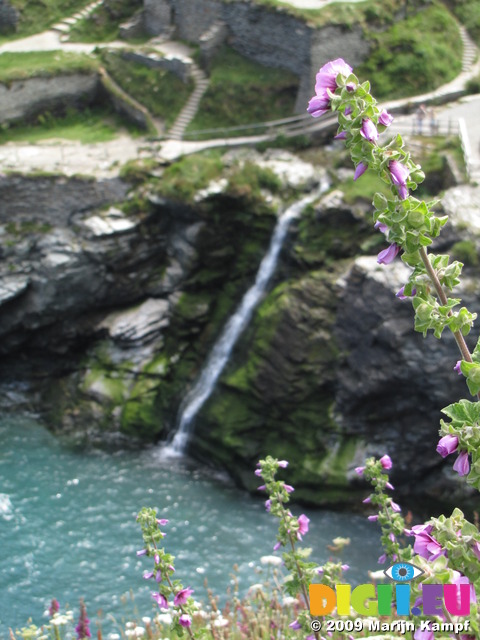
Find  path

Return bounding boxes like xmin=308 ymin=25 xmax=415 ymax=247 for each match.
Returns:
xmin=0 ymin=2 xmax=478 ymax=179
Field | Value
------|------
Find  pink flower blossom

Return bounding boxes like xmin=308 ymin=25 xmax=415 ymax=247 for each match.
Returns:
xmin=454 ymin=360 xmax=463 ymax=375
xmin=453 ymin=451 xmax=470 ymax=476
xmin=377 ymin=243 xmax=400 ymax=265
xmin=297 ymin=514 xmax=310 ymax=539
xmin=379 ymin=110 xmax=394 ymax=126
xmin=380 ymin=455 xmax=392 ymax=469
xmin=360 ymin=118 xmax=378 ymax=143
xmin=388 ymin=160 xmax=410 ymax=200
xmin=354 ymin=162 xmax=367 ymax=181
xmin=355 ymin=466 xmax=365 ymax=475
xmin=174 ymin=587 xmax=194 ymax=606
xmin=307 ymin=58 xmax=353 ymax=118
xmin=152 ymin=592 xmax=168 ymax=609
xmin=278 ymin=460 xmax=289 ymax=468
xmin=179 ymin=614 xmax=192 ymax=628
xmin=436 ymin=434 xmax=459 ymax=458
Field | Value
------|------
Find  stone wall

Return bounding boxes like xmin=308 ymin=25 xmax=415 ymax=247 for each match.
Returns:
xmin=143 ymin=0 xmax=371 ymax=113
xmin=0 ymin=0 xmax=18 ymax=34
xmin=0 ymin=74 xmax=99 ymax=125
xmin=143 ymin=0 xmax=173 ymax=35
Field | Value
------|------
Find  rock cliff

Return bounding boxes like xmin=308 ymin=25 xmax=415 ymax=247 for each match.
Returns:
xmin=1 ymin=150 xmax=479 ymax=514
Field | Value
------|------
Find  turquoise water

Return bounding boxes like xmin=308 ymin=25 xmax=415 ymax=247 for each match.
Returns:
xmin=0 ymin=415 xmax=382 ymax=634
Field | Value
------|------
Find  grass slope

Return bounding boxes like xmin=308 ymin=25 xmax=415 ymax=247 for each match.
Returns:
xmin=0 ymin=50 xmax=98 ymax=82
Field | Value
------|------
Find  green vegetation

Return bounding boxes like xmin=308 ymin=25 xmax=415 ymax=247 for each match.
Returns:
xmin=0 ymin=50 xmax=98 ymax=82
xmin=226 ymin=162 xmax=282 ymax=199
xmin=154 ymin=151 xmax=224 ymax=202
xmin=187 ymin=46 xmax=298 ymax=136
xmin=357 ymin=2 xmax=462 ymax=99
xmin=449 ymin=0 xmax=480 ymax=44
xmin=0 ymin=106 xmax=141 ymax=145
xmin=68 ymin=0 xmax=144 ymax=43
xmin=4 ymin=0 xmax=88 ymax=39
xmin=451 ymin=240 xmax=479 ymax=267
xmin=100 ymin=50 xmax=193 ymax=129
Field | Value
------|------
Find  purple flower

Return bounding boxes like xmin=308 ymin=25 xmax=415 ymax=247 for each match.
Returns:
xmin=362 ymin=496 xmax=371 ymax=504
xmin=341 ymin=564 xmax=349 ymax=572
xmin=453 ymin=451 xmax=470 ymax=476
xmin=454 ymin=360 xmax=463 ymax=375
xmin=379 ymin=110 xmax=394 ymax=126
xmin=152 ymin=592 xmax=168 ymax=609
xmin=436 ymin=434 xmax=459 ymax=458
xmin=49 ymin=599 xmax=60 ymax=617
xmin=278 ymin=460 xmax=289 ymax=468
xmin=354 ymin=162 xmax=367 ymax=181
xmin=257 ymin=485 xmax=266 ymax=491
xmin=174 ymin=587 xmax=194 ymax=606
xmin=75 ymin=599 xmax=91 ymax=640
xmin=154 ymin=553 xmax=160 ymax=565
xmin=354 ymin=466 xmax=365 ymax=475
xmin=388 ymin=160 xmax=410 ymax=200
xmin=472 ymin=541 xmax=480 ymax=561
xmin=378 ymin=553 xmax=387 ymax=564
xmin=156 ymin=569 xmax=162 ymax=583
xmin=374 ymin=221 xmax=388 ymax=234
xmin=265 ymin=499 xmax=271 ymax=512
xmin=413 ymin=530 xmax=444 ymax=560
xmin=254 ymin=468 xmax=262 ymax=477
xmin=283 ymin=484 xmax=295 ymax=493
xmin=289 ymin=620 xmax=302 ymax=630
xmin=368 ymin=515 xmax=379 ymax=522
xmin=380 ymin=454 xmax=392 ymax=469
xmin=334 ymin=130 xmax=347 ymax=140
xmin=157 ymin=518 xmax=169 ymax=526
xmin=273 ymin=541 xmax=282 ymax=551
xmin=179 ymin=614 xmax=192 ymax=628
xmin=344 ymin=106 xmax=353 ymax=115
xmin=414 ymin=629 xmax=434 ymax=640
xmin=377 ymin=243 xmax=400 ymax=265
xmin=385 ymin=482 xmax=394 ymax=490
xmin=143 ymin=571 xmax=154 ymax=580
xmin=360 ymin=118 xmax=378 ymax=143
xmin=136 ymin=549 xmax=147 ymax=556
xmin=390 ymin=501 xmax=401 ymax=513
xmin=307 ymin=58 xmax=353 ymax=118
xmin=297 ymin=514 xmax=310 ymax=539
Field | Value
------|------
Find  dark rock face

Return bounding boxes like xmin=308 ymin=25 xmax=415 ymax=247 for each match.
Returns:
xmin=2 ymin=166 xmax=479 ymax=514
xmin=0 ymin=0 xmax=18 ymax=34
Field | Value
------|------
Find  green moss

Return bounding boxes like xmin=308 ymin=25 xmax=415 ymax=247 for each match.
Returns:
xmin=226 ymin=162 xmax=282 ymax=199
xmin=357 ymin=2 xmax=462 ymax=99
xmin=5 ymin=0 xmax=91 ymax=39
xmin=156 ymin=151 xmax=224 ymax=202
xmin=68 ymin=0 xmax=143 ymax=43
xmin=187 ymin=46 xmax=298 ymax=136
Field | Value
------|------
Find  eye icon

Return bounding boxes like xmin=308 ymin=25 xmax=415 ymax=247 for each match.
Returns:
xmin=384 ymin=562 xmax=424 ymax=582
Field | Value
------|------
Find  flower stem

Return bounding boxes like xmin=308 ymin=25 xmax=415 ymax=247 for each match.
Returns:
xmin=419 ymin=247 xmax=473 ymax=364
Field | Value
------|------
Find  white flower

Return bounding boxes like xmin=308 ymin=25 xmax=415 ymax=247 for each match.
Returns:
xmin=126 ymin=622 xmax=135 ymax=629
xmin=247 ymin=583 xmax=264 ymax=594
xmin=213 ymin=616 xmax=229 ymax=628
xmin=282 ymin=596 xmax=297 ymax=606
xmin=125 ymin=630 xmax=135 ymax=637
xmin=155 ymin=613 xmax=172 ymax=625
xmin=107 ymin=635 xmax=120 ymax=640
xmin=141 ymin=617 xmax=151 ymax=625
xmin=260 ymin=555 xmax=282 ymax=566
xmin=134 ymin=626 xmax=145 ymax=637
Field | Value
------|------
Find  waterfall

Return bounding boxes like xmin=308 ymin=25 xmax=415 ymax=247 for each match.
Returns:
xmin=162 ymin=193 xmax=318 ymax=457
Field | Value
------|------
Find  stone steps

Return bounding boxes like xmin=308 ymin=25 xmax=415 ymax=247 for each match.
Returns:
xmin=51 ymin=0 xmax=103 ymax=37
xmin=168 ymin=67 xmax=210 ymax=140
xmin=460 ymin=25 xmax=478 ymax=72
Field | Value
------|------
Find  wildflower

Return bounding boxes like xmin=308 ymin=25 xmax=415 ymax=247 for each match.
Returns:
xmin=307 ymin=58 xmax=353 ymax=117
xmin=354 ymin=162 xmax=367 ymax=181
xmin=411 ymin=527 xmax=444 ymax=560
xmin=254 ymin=468 xmax=262 ymax=477
xmin=390 ymin=501 xmax=401 ymax=513
xmin=155 ymin=569 xmax=162 ymax=582
xmin=362 ymin=496 xmax=371 ymax=504
xmin=152 ymin=592 xmax=168 ymax=609
xmin=278 ymin=460 xmax=289 ymax=468
xmin=260 ymin=555 xmax=283 ymax=566
xmin=377 ymin=243 xmax=400 ymax=265
xmin=378 ymin=553 xmax=387 ymax=564
xmin=354 ymin=466 xmax=365 ymax=475
xmin=379 ymin=110 xmax=394 ymax=126
xmin=368 ymin=515 xmax=379 ymax=522
xmin=143 ymin=571 xmax=154 ymax=580
xmin=388 ymin=160 xmax=410 ymax=200
xmin=436 ymin=434 xmax=459 ymax=458
xmin=136 ymin=549 xmax=147 ymax=556
xmin=454 ymin=360 xmax=463 ymax=375
xmin=396 ymin=286 xmax=416 ymax=300
xmin=49 ymin=599 xmax=60 ymax=617
xmin=283 ymin=484 xmax=295 ymax=493
xmin=453 ymin=450 xmax=470 ymax=476
xmin=342 ymin=564 xmax=349 ymax=571
xmin=385 ymin=482 xmax=394 ymax=490
xmin=375 ymin=221 xmax=389 ymax=234
xmin=472 ymin=541 xmax=480 ymax=561
xmin=174 ymin=587 xmax=194 ymax=606
xmin=414 ymin=629 xmax=434 ymax=640
xmin=380 ymin=454 xmax=392 ymax=469
xmin=156 ymin=518 xmax=169 ymax=526
xmin=257 ymin=485 xmax=266 ymax=491
xmin=297 ymin=514 xmax=310 ymax=539
xmin=360 ymin=118 xmax=378 ymax=143
xmin=75 ymin=599 xmax=91 ymax=640
xmin=334 ymin=131 xmax=347 ymax=140
xmin=179 ymin=614 xmax=192 ymax=628
xmin=265 ymin=499 xmax=271 ymax=512
xmin=289 ymin=620 xmax=302 ymax=630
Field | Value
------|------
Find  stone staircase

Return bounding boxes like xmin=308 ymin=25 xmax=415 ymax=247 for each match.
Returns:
xmin=51 ymin=0 xmax=103 ymax=39
xmin=167 ymin=66 xmax=210 ymax=141
xmin=460 ymin=24 xmax=477 ymax=72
